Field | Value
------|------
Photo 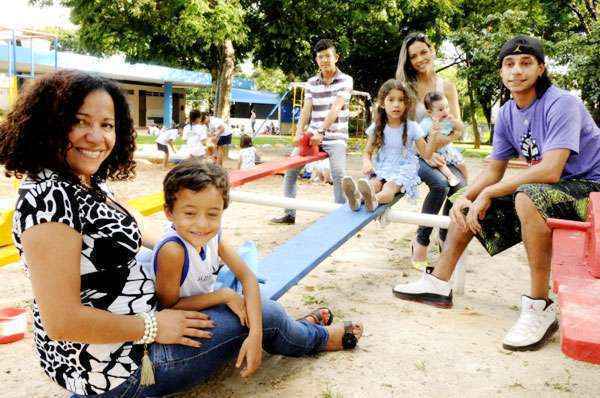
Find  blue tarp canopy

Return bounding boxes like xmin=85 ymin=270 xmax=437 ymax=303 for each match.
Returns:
xmin=231 ymin=88 xmax=281 ymax=105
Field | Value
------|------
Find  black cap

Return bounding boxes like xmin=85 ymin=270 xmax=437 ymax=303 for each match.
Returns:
xmin=498 ymin=35 xmax=545 ymax=65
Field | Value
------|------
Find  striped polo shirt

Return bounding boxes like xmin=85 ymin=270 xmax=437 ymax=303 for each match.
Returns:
xmin=305 ymin=68 xmax=353 ymax=145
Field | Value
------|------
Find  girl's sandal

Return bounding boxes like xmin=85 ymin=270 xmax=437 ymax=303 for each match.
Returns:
xmin=298 ymin=307 xmax=334 ymax=326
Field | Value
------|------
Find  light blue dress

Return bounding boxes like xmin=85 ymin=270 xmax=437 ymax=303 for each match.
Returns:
xmin=419 ymin=117 xmax=464 ymax=166
xmin=365 ymin=121 xmax=424 ymax=199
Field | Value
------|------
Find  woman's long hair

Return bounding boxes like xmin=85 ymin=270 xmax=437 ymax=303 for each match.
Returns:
xmin=372 ymin=79 xmax=415 ymax=157
xmin=395 ymin=32 xmax=433 ymax=98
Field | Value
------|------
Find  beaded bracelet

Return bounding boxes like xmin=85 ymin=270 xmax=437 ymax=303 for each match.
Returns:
xmin=134 ymin=312 xmax=158 ymax=345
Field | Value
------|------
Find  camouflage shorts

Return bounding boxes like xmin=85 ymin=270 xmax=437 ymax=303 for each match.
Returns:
xmin=460 ymin=179 xmax=600 ymax=256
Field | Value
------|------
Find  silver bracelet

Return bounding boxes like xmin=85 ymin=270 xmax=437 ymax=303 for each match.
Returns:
xmin=134 ymin=312 xmax=158 ymax=345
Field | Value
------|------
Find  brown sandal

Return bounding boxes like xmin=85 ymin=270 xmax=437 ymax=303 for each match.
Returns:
xmin=298 ymin=307 xmax=333 ymax=326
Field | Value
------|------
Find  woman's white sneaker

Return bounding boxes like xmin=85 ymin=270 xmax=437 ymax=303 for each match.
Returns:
xmin=502 ymin=295 xmax=559 ymax=351
xmin=342 ymin=176 xmax=361 ymax=211
xmin=392 ymin=268 xmax=453 ymax=308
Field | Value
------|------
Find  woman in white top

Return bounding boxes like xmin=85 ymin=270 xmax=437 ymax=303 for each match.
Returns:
xmin=395 ymin=32 xmax=467 ymax=269
xmin=183 ymin=110 xmax=209 ymax=159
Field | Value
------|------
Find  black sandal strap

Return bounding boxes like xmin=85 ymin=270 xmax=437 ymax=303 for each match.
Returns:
xmin=342 ymin=321 xmax=358 ymax=349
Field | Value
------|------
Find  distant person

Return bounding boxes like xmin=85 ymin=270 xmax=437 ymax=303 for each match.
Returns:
xmin=238 ymin=134 xmax=258 ymax=170
xmin=183 ymin=110 xmax=209 ymax=159
xmin=393 ymin=36 xmax=600 ymax=352
xmin=271 ymin=39 xmax=353 ymax=225
xmin=250 ymin=108 xmax=256 ymax=134
xmin=156 ymin=123 xmax=180 ymax=168
xmin=200 ymin=112 xmax=232 ymax=167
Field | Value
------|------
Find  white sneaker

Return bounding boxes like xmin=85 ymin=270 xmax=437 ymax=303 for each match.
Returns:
xmin=502 ymin=295 xmax=559 ymax=351
xmin=357 ymin=178 xmax=378 ymax=212
xmin=392 ymin=268 xmax=453 ymax=308
xmin=342 ymin=176 xmax=361 ymax=211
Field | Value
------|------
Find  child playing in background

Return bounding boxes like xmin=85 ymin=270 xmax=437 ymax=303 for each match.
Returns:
xmin=146 ymin=160 xmax=364 ymax=378
xmin=183 ymin=110 xmax=209 ymax=159
xmin=238 ymin=134 xmax=258 ymax=170
xmin=342 ymin=79 xmax=438 ymax=211
xmin=419 ymin=91 xmax=468 ymax=186
xmin=156 ymin=123 xmax=180 ymax=169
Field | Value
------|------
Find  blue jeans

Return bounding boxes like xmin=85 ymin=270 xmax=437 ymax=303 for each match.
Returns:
xmin=284 ymin=141 xmax=346 ymax=217
xmin=415 ymin=159 xmax=466 ymax=246
xmin=72 ymin=300 xmax=328 ymax=398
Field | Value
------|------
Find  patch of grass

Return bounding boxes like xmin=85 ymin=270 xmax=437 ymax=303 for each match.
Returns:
xmin=321 ymin=387 xmax=343 ymax=398
xmin=508 ymin=381 xmax=526 ymax=389
xmin=454 ymin=143 xmax=493 ymax=158
xmin=135 ymin=134 xmax=291 ymax=147
xmin=415 ymin=360 xmax=426 ymax=372
xmin=545 ymin=369 xmax=574 ymax=393
xmin=302 ymin=294 xmax=326 ymax=306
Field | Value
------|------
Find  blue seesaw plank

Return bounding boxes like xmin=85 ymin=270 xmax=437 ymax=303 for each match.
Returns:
xmin=260 ymin=195 xmax=402 ymax=301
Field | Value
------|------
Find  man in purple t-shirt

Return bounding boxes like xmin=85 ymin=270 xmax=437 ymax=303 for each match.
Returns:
xmin=393 ymin=36 xmax=600 ymax=351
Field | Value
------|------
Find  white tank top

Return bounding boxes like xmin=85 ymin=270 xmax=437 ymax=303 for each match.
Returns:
xmin=149 ymin=225 xmax=221 ymax=297
xmin=414 ymin=77 xmax=445 ymax=122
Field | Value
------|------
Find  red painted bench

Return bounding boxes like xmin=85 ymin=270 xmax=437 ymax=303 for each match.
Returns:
xmin=548 ymin=192 xmax=600 ymax=364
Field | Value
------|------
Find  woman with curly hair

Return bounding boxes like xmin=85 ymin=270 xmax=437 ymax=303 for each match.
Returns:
xmin=0 ymin=70 xmax=218 ymax=396
xmin=0 ymin=70 xmax=364 ymax=398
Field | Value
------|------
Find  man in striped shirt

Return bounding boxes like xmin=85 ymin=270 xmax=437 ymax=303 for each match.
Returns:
xmin=271 ymin=39 xmax=354 ymax=224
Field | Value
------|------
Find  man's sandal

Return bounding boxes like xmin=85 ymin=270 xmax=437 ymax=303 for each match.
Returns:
xmin=298 ymin=307 xmax=334 ymax=326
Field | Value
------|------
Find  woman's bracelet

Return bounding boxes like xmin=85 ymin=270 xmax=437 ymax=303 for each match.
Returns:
xmin=134 ymin=312 xmax=158 ymax=345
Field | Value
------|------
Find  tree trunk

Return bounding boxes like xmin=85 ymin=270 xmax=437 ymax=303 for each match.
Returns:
xmin=210 ymin=67 xmax=218 ymax=114
xmin=482 ymin=103 xmax=493 ymax=146
xmin=214 ymin=40 xmax=235 ymax=121
xmin=467 ymin=80 xmax=480 ymax=149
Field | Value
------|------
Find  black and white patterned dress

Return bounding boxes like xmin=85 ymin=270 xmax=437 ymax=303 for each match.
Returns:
xmin=12 ymin=170 xmax=156 ymax=395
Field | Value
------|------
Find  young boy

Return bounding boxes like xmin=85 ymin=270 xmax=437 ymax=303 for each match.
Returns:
xmin=156 ymin=124 xmax=180 ymax=168
xmin=146 ymin=160 xmax=364 ymax=377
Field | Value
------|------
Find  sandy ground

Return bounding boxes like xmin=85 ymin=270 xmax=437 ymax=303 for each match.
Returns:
xmin=1 ymin=146 xmax=599 ymax=398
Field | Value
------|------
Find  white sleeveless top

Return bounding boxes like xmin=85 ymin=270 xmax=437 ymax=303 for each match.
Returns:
xmin=149 ymin=225 xmax=221 ymax=297
xmin=414 ymin=77 xmax=445 ymax=122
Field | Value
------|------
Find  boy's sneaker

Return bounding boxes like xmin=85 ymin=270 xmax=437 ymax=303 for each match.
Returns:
xmin=342 ymin=176 xmax=361 ymax=211
xmin=392 ymin=268 xmax=453 ymax=308
xmin=502 ymin=295 xmax=559 ymax=351
xmin=357 ymin=178 xmax=378 ymax=212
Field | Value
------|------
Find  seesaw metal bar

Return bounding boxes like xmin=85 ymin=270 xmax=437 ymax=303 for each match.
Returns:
xmin=230 ymin=190 xmax=450 ymax=229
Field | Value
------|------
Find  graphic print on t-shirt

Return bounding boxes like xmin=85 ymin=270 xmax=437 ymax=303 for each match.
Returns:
xmin=520 ymin=127 xmax=540 ymax=164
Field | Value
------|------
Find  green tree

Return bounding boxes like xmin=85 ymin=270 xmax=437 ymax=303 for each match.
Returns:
xmin=251 ymin=65 xmax=292 ymax=95
xmin=243 ymin=0 xmax=458 ymax=95
xmin=33 ymin=0 xmax=248 ymax=121
xmin=549 ymin=0 xmax=599 ymax=122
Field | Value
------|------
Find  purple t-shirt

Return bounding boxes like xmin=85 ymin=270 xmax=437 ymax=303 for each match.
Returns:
xmin=491 ymin=85 xmax=600 ymax=181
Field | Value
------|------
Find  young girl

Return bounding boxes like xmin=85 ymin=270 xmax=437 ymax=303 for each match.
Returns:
xmin=419 ymin=91 xmax=468 ymax=186
xmin=238 ymin=134 xmax=258 ymax=170
xmin=342 ymin=79 xmax=438 ymax=211
xmin=183 ymin=109 xmax=209 ymax=159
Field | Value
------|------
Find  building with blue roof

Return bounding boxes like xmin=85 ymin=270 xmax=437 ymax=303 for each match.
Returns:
xmin=0 ymin=29 xmax=281 ymax=129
